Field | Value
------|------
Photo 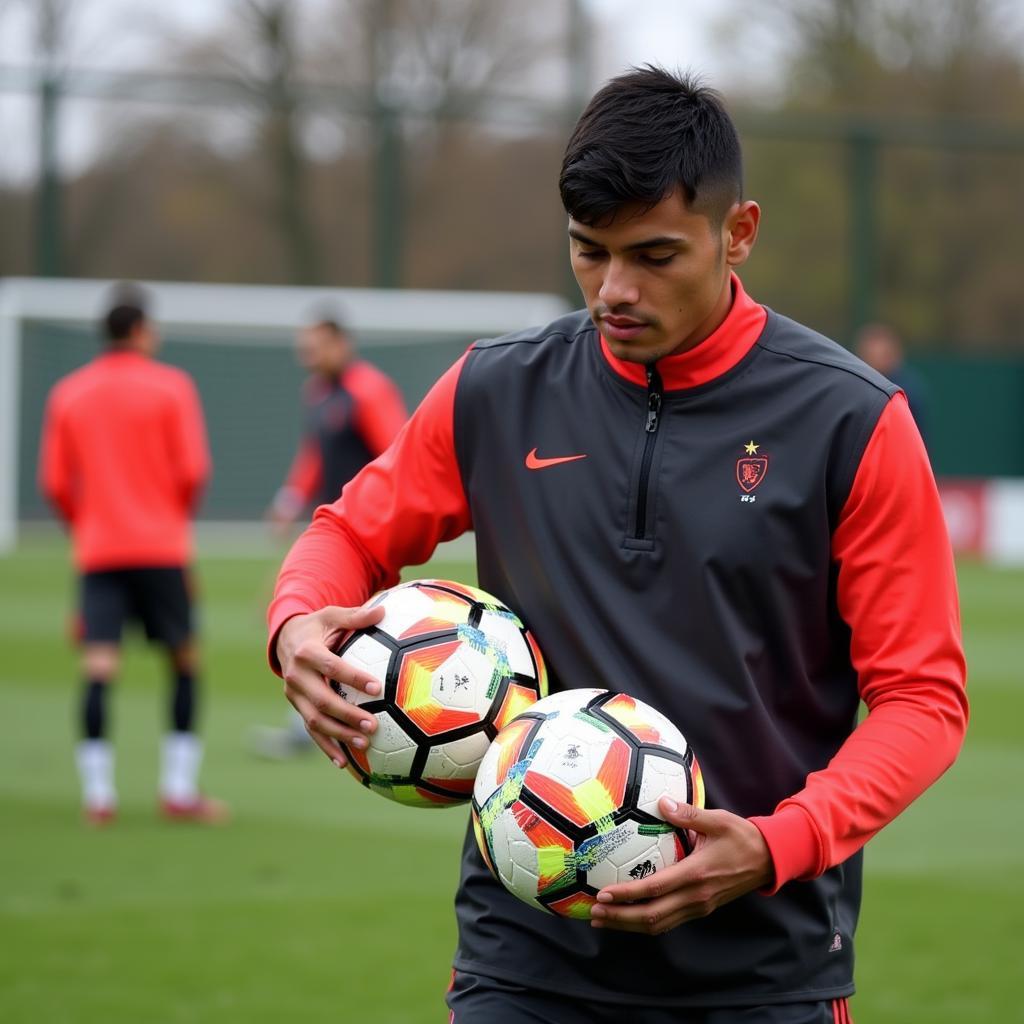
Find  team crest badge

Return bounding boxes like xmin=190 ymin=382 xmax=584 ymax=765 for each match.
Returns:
xmin=736 ymin=440 xmax=768 ymax=493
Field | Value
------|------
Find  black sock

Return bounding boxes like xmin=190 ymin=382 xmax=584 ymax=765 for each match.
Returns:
xmin=171 ymin=671 xmax=197 ymax=733
xmin=81 ymin=679 xmax=109 ymax=740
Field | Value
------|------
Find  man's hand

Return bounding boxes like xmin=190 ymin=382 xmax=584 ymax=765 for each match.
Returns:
xmin=588 ymin=798 xmax=774 ymax=935
xmin=275 ymin=604 xmax=386 ymax=765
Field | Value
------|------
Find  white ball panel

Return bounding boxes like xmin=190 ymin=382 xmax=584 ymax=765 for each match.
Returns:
xmin=489 ymin=809 xmax=540 ymax=898
xmin=423 ymin=732 xmax=491 ymax=780
xmin=430 ymin=646 xmax=495 ymax=715
xmin=637 ymin=754 xmax=691 ymax=816
xmin=476 ymin=610 xmax=533 ymax=677
xmin=473 ymin=737 xmax=504 ymax=803
xmin=365 ymin=711 xmax=417 ymax=777
xmin=336 ymin=635 xmax=392 ymax=706
xmin=528 ymin=723 xmax=615 ymax=789
xmin=614 ymin=841 xmax=671 ymax=885
xmin=376 ymin=586 xmax=450 ymax=640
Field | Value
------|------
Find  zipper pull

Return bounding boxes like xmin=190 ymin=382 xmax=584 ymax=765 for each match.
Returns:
xmin=645 ymin=367 xmax=662 ymax=433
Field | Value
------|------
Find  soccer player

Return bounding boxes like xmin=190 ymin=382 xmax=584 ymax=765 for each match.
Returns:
xmin=39 ymin=288 xmax=226 ymax=825
xmin=268 ymin=69 xmax=967 ymax=1022
xmin=267 ymin=314 xmax=408 ymax=533
xmin=254 ymin=313 xmax=408 ymax=759
xmin=854 ymin=321 xmax=930 ymax=445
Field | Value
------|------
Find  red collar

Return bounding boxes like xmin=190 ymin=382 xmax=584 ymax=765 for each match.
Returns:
xmin=599 ymin=273 xmax=767 ymax=391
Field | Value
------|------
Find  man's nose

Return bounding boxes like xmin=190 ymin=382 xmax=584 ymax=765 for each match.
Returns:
xmin=598 ymin=260 xmax=641 ymax=308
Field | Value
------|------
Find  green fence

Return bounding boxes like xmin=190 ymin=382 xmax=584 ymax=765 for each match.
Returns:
xmin=910 ymin=353 xmax=1024 ymax=477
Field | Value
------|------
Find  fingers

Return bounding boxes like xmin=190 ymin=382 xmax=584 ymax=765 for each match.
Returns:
xmin=276 ymin=604 xmax=390 ymax=765
xmin=590 ymin=896 xmax=698 ymax=936
xmin=293 ymin=638 xmax=383 ymax=697
xmin=283 ymin=669 xmax=378 ymax=762
xmin=288 ymin=686 xmax=372 ymax=766
xmin=589 ymin=860 xmax=712 ymax=935
xmin=593 ymin=853 xmax=690 ymax=912
xmin=589 ymin=807 xmax=775 ymax=934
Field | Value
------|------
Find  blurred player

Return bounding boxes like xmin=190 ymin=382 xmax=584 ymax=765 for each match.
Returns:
xmin=39 ymin=286 xmax=226 ymax=825
xmin=855 ymin=321 xmax=930 ymax=444
xmin=268 ymin=69 xmax=967 ymax=1021
xmin=253 ymin=313 xmax=407 ymax=758
xmin=268 ymin=314 xmax=408 ymax=534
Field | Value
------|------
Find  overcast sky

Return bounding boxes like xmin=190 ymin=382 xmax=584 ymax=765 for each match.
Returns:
xmin=0 ymin=0 xmax=779 ymax=184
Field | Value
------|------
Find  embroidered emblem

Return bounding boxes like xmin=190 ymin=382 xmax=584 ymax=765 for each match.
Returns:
xmin=828 ymin=931 xmax=843 ymax=953
xmin=736 ymin=441 xmax=769 ymax=494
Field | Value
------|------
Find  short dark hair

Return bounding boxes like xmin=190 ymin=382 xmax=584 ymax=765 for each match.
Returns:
xmin=559 ymin=66 xmax=743 ymax=226
xmin=103 ymin=285 xmax=149 ymax=344
xmin=305 ymin=305 xmax=348 ymax=337
xmin=311 ymin=319 xmax=346 ymax=337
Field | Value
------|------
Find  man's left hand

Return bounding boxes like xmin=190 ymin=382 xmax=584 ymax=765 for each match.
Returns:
xmin=588 ymin=798 xmax=774 ymax=935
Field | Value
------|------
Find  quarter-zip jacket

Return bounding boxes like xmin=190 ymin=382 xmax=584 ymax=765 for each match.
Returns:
xmin=269 ymin=276 xmax=967 ymax=1007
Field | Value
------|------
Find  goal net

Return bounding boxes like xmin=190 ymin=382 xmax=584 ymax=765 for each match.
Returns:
xmin=0 ymin=277 xmax=569 ymax=552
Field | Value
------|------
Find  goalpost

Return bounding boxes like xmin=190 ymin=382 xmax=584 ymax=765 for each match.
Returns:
xmin=0 ymin=277 xmax=570 ymax=553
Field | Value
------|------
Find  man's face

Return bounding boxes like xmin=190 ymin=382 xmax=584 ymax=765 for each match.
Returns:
xmin=297 ymin=325 xmax=349 ymax=376
xmin=569 ymin=190 xmax=757 ymax=364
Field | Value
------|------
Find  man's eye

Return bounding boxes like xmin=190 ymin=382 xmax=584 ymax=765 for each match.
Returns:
xmin=576 ymin=249 xmax=605 ymax=261
xmin=642 ymin=254 xmax=675 ymax=266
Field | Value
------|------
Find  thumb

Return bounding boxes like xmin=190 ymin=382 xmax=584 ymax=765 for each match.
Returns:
xmin=321 ymin=601 xmax=385 ymax=633
xmin=658 ymin=796 xmax=715 ymax=834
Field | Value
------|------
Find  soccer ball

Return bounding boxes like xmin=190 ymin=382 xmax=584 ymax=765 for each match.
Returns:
xmin=331 ymin=579 xmax=547 ymax=807
xmin=471 ymin=688 xmax=704 ymax=918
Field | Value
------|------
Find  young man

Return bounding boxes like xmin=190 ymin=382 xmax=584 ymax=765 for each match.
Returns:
xmin=39 ymin=289 xmax=225 ymax=825
xmin=254 ymin=314 xmax=408 ymax=759
xmin=268 ymin=69 xmax=967 ymax=1021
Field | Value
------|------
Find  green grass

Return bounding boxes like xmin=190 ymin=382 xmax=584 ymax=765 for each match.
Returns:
xmin=0 ymin=542 xmax=1020 ymax=1022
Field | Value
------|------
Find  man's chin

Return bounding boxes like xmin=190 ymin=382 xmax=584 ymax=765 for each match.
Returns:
xmin=605 ymin=337 xmax=666 ymax=365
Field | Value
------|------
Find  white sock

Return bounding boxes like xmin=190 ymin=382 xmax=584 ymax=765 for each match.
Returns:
xmin=160 ymin=732 xmax=202 ymax=804
xmin=76 ymin=740 xmax=116 ymax=810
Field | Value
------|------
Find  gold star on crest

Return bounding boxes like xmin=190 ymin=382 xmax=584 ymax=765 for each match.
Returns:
xmin=744 ymin=441 xmax=760 ymax=455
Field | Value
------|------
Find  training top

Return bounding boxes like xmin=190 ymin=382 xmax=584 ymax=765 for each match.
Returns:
xmin=39 ymin=350 xmax=211 ymax=572
xmin=268 ymin=275 xmax=967 ymax=1008
xmin=276 ymin=360 xmax=407 ymax=513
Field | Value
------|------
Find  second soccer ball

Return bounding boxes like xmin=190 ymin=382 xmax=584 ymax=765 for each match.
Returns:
xmin=472 ymin=688 xmax=704 ymax=917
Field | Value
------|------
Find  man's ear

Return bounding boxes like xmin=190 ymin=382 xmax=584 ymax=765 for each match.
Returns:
xmin=724 ymin=200 xmax=760 ymax=268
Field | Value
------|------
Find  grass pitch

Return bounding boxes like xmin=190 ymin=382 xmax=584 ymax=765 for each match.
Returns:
xmin=0 ymin=535 xmax=1020 ymax=1022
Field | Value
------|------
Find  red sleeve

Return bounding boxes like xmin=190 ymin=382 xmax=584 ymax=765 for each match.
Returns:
xmin=280 ymin=437 xmax=323 ymax=506
xmin=346 ymin=362 xmax=409 ymax=457
xmin=267 ymin=354 xmax=472 ymax=671
xmin=168 ymin=373 xmax=212 ymax=513
xmin=750 ymin=393 xmax=968 ymax=890
xmin=38 ymin=387 xmax=76 ymax=523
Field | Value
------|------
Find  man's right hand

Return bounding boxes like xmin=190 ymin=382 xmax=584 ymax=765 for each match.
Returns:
xmin=275 ymin=604 xmax=386 ymax=765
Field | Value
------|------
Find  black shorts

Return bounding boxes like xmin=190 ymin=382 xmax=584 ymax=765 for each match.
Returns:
xmin=80 ymin=567 xmax=193 ymax=648
xmin=445 ymin=970 xmax=855 ymax=1024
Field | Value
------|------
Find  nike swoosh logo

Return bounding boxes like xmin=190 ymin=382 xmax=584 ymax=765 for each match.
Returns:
xmin=525 ymin=448 xmax=588 ymax=470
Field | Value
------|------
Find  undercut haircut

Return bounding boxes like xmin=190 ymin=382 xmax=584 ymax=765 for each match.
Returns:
xmin=559 ymin=66 xmax=743 ymax=227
